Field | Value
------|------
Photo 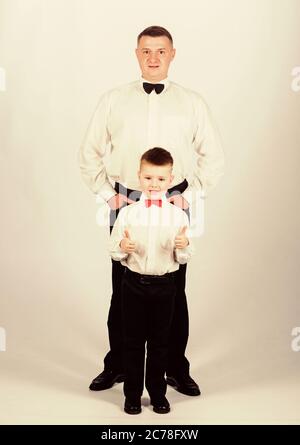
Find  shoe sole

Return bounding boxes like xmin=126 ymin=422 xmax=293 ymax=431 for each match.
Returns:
xmin=124 ymin=408 xmax=142 ymax=415
xmin=150 ymin=401 xmax=170 ymax=414
xmin=166 ymin=377 xmax=201 ymax=397
xmin=153 ymin=406 xmax=170 ymax=414
xmin=89 ymin=375 xmax=125 ymax=391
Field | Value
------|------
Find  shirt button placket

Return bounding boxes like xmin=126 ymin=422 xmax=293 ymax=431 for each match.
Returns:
xmin=147 ymin=90 xmax=159 ymax=147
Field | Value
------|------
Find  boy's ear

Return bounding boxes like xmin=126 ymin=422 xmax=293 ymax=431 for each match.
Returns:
xmin=170 ymin=174 xmax=174 ymax=183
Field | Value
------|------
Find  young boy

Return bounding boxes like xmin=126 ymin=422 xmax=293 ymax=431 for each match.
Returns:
xmin=109 ymin=147 xmax=194 ymax=415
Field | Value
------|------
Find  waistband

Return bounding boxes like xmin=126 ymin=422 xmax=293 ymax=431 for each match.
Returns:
xmin=124 ymin=267 xmax=176 ymax=285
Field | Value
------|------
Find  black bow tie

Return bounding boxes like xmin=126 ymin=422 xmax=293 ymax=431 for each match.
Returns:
xmin=143 ymin=82 xmax=164 ymax=95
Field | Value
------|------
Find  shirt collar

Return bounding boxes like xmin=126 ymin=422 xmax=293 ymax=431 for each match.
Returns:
xmin=139 ymin=76 xmax=170 ymax=94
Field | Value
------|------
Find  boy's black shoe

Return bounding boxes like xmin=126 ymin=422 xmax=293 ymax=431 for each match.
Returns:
xmin=166 ymin=375 xmax=201 ymax=396
xmin=89 ymin=369 xmax=125 ymax=391
xmin=150 ymin=396 xmax=170 ymax=414
xmin=124 ymin=398 xmax=142 ymax=415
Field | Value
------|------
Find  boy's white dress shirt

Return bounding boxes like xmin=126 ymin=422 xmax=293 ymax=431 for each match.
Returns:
xmin=109 ymin=192 xmax=194 ymax=276
xmin=79 ymin=77 xmax=225 ymax=203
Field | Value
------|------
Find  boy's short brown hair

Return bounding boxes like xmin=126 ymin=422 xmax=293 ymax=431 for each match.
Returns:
xmin=140 ymin=147 xmax=173 ymax=167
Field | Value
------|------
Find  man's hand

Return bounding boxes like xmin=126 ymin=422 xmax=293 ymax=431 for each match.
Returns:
xmin=168 ymin=194 xmax=189 ymax=210
xmin=174 ymin=226 xmax=189 ymax=249
xmin=120 ymin=228 xmax=137 ymax=254
xmin=107 ymin=193 xmax=135 ymax=210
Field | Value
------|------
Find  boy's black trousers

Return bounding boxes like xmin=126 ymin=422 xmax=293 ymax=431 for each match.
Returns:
xmin=103 ymin=179 xmax=190 ymax=378
xmin=121 ymin=268 xmax=176 ymax=401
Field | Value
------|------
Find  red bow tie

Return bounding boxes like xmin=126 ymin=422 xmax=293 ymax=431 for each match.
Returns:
xmin=145 ymin=199 xmax=162 ymax=208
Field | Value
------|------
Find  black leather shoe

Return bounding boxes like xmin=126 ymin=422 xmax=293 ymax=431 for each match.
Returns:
xmin=150 ymin=396 xmax=170 ymax=414
xmin=124 ymin=398 xmax=142 ymax=415
xmin=166 ymin=375 xmax=201 ymax=396
xmin=89 ymin=370 xmax=125 ymax=391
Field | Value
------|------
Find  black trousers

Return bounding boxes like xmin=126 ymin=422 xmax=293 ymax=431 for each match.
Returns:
xmin=103 ymin=179 xmax=190 ymax=377
xmin=122 ymin=268 xmax=176 ymax=401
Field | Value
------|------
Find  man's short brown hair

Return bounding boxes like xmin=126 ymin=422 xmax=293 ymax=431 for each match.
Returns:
xmin=137 ymin=26 xmax=173 ymax=45
xmin=140 ymin=147 xmax=173 ymax=167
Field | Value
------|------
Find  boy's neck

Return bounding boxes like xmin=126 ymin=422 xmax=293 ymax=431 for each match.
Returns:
xmin=143 ymin=191 xmax=167 ymax=199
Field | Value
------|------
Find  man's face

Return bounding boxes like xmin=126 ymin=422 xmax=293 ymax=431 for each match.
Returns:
xmin=138 ymin=161 xmax=174 ymax=198
xmin=135 ymin=36 xmax=176 ymax=82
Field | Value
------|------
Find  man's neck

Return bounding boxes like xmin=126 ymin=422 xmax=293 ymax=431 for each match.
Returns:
xmin=141 ymin=75 xmax=168 ymax=84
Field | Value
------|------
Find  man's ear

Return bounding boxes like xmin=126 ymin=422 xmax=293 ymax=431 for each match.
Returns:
xmin=171 ymin=48 xmax=176 ymax=60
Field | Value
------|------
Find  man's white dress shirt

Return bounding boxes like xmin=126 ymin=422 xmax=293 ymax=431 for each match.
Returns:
xmin=109 ymin=193 xmax=194 ymax=276
xmin=79 ymin=77 xmax=224 ymax=204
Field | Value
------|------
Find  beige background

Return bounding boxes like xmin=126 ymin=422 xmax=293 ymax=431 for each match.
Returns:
xmin=0 ymin=0 xmax=300 ymax=424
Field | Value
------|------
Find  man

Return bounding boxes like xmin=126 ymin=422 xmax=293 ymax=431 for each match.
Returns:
xmin=79 ymin=25 xmax=224 ymax=397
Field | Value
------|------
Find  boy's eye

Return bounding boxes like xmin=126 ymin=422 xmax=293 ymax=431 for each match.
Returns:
xmin=159 ymin=178 xmax=165 ymax=181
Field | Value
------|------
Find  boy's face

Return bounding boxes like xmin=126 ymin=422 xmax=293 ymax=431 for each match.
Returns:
xmin=138 ymin=161 xmax=174 ymax=198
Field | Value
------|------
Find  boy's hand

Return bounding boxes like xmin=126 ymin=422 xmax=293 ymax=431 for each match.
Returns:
xmin=174 ymin=226 xmax=189 ymax=249
xmin=120 ymin=228 xmax=137 ymax=253
xmin=107 ymin=193 xmax=135 ymax=210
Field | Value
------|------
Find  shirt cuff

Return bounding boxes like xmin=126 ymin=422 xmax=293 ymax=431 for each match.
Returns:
xmin=174 ymin=245 xmax=193 ymax=264
xmin=110 ymin=242 xmax=128 ymax=261
xmin=111 ymin=251 xmax=128 ymax=261
xmin=182 ymin=187 xmax=206 ymax=205
xmin=97 ymin=182 xmax=117 ymax=203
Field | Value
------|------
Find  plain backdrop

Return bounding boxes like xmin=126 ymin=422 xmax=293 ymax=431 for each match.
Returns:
xmin=0 ymin=0 xmax=300 ymax=424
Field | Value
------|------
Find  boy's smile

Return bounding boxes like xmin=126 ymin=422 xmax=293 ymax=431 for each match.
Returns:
xmin=138 ymin=161 xmax=174 ymax=199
